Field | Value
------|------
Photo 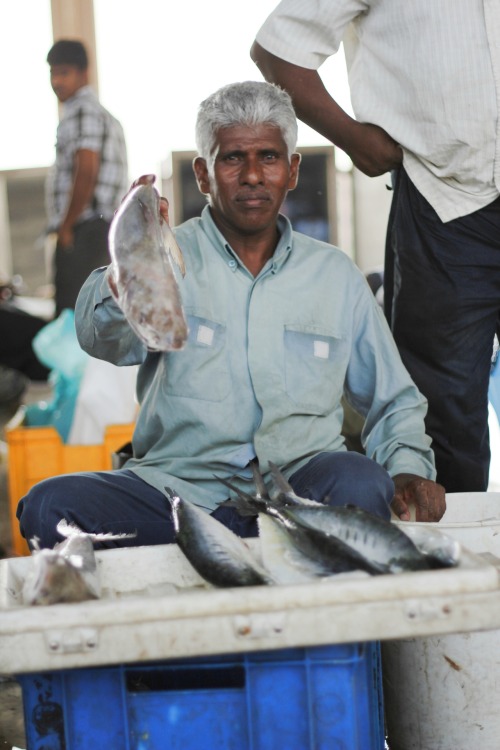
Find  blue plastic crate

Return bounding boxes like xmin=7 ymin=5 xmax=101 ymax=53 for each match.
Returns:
xmin=17 ymin=641 xmax=385 ymax=750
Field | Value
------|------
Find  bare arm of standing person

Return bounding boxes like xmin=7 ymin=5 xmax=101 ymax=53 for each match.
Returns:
xmin=251 ymin=42 xmax=402 ymax=177
xmin=58 ymin=149 xmax=100 ymax=248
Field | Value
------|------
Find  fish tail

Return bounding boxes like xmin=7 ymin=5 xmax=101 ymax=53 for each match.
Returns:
xmin=250 ymin=459 xmax=270 ymax=499
xmin=215 ymin=474 xmax=266 ymax=517
xmin=268 ymin=461 xmax=294 ymax=494
xmin=164 ymin=486 xmax=179 ymax=503
xmin=55 ymin=519 xmax=136 ymax=543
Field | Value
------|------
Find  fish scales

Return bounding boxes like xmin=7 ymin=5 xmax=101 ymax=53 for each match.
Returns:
xmin=288 ymin=506 xmax=432 ymax=574
xmin=166 ymin=488 xmax=274 ymax=588
xmin=108 ymin=183 xmax=188 ymax=351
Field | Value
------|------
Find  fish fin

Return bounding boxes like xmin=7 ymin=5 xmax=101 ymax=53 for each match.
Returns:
xmin=215 ymin=474 xmax=258 ymax=503
xmin=55 ymin=519 xmax=137 ymax=542
xmin=214 ymin=474 xmax=264 ymax=516
xmin=56 ymin=519 xmax=83 ymax=538
xmin=268 ymin=461 xmax=294 ymax=494
xmin=250 ymin=459 xmax=271 ymax=500
xmin=163 ymin=223 xmax=186 ymax=277
xmin=30 ymin=536 xmax=42 ymax=553
xmin=88 ymin=530 xmax=137 ymax=542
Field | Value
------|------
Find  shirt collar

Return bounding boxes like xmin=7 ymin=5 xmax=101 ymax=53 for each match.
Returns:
xmin=198 ymin=204 xmax=293 ymax=275
xmin=63 ymin=85 xmax=96 ymax=110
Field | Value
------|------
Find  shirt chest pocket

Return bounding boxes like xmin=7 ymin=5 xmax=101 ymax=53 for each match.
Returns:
xmin=164 ymin=314 xmax=230 ymax=402
xmin=284 ymin=326 xmax=348 ymax=414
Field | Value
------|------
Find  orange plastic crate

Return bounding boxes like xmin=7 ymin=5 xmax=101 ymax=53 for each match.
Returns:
xmin=6 ymin=421 xmax=134 ymax=556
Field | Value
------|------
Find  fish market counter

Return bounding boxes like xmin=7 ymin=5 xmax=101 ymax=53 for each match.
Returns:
xmin=1 ymin=540 xmax=500 ymax=675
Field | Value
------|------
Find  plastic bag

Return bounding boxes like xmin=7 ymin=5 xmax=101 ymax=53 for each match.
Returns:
xmin=68 ymin=358 xmax=138 ymax=445
xmin=25 ymin=309 xmax=88 ymax=442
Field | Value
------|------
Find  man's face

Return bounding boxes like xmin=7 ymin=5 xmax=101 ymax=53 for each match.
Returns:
xmin=49 ymin=64 xmax=87 ymax=102
xmin=194 ymin=124 xmax=300 ymax=239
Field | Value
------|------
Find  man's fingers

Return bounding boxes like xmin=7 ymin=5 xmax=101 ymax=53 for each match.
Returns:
xmin=390 ymin=493 xmax=410 ymax=521
xmin=411 ymin=480 xmax=446 ymax=522
xmin=391 ymin=475 xmax=446 ymax=523
xmin=159 ymin=197 xmax=170 ymax=224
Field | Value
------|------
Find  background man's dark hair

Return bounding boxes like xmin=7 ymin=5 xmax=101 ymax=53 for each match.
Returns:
xmin=47 ymin=40 xmax=88 ymax=69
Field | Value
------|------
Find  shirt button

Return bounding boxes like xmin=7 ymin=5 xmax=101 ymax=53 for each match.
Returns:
xmin=228 ymin=259 xmax=237 ymax=269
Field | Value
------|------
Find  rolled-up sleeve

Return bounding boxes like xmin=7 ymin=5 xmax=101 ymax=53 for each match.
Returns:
xmin=344 ymin=279 xmax=436 ymax=479
xmin=255 ymin=0 xmax=367 ymax=68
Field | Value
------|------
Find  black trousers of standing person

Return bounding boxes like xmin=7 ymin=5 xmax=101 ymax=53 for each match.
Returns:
xmin=384 ymin=167 xmax=500 ymax=493
xmin=54 ymin=217 xmax=111 ymax=317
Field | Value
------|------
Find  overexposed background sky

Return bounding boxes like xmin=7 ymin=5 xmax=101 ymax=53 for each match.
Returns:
xmin=1 ymin=0 xmax=352 ymax=178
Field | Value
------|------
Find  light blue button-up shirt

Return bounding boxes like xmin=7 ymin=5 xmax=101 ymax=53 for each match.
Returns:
xmin=75 ymin=206 xmax=435 ymax=511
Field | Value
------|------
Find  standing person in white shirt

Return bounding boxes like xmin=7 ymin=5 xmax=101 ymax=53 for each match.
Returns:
xmin=46 ymin=40 xmax=129 ymax=318
xmin=251 ymin=0 xmax=500 ymax=494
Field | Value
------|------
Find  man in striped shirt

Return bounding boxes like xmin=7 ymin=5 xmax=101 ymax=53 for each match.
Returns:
xmin=251 ymin=0 xmax=500 ymax=495
xmin=46 ymin=39 xmax=128 ymax=317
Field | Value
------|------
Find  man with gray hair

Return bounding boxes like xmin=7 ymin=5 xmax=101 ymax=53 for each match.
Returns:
xmin=18 ymin=81 xmax=444 ymax=551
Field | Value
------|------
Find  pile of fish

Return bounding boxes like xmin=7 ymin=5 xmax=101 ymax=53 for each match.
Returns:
xmin=108 ymin=179 xmax=188 ymax=351
xmin=24 ymin=465 xmax=460 ymax=605
xmin=23 ymin=521 xmax=136 ymax=606
xmin=166 ymin=462 xmax=460 ymax=589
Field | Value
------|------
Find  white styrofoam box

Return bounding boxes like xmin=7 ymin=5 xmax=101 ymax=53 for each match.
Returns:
xmin=1 ymin=527 xmax=500 ymax=675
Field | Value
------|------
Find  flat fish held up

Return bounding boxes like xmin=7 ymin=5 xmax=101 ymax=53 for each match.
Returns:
xmin=108 ymin=180 xmax=188 ymax=351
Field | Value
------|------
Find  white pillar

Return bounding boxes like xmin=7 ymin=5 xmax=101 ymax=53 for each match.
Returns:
xmin=50 ymin=0 xmax=99 ymax=93
xmin=0 ymin=176 xmax=13 ymax=279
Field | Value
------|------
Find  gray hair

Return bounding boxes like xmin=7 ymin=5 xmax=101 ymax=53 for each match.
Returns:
xmin=195 ymin=81 xmax=298 ymax=172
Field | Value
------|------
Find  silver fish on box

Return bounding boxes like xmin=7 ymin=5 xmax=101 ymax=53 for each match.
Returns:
xmin=219 ymin=462 xmax=454 ymax=576
xmin=397 ymin=524 xmax=461 ymax=568
xmin=256 ymin=513 xmax=349 ymax=584
xmin=108 ymin=182 xmax=188 ymax=351
xmin=23 ymin=520 xmax=136 ymax=606
xmin=266 ymin=464 xmax=457 ymax=572
xmin=218 ymin=473 xmax=382 ymax=576
xmin=166 ymin=488 xmax=275 ymax=588
xmin=284 ymin=505 xmax=434 ymax=574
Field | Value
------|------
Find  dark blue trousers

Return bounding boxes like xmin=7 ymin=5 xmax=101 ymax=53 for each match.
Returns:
xmin=17 ymin=452 xmax=394 ymax=549
xmin=385 ymin=168 xmax=500 ymax=492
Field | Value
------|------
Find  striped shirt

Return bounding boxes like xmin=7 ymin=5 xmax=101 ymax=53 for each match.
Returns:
xmin=256 ymin=0 xmax=500 ymax=222
xmin=46 ymin=85 xmax=129 ymax=231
